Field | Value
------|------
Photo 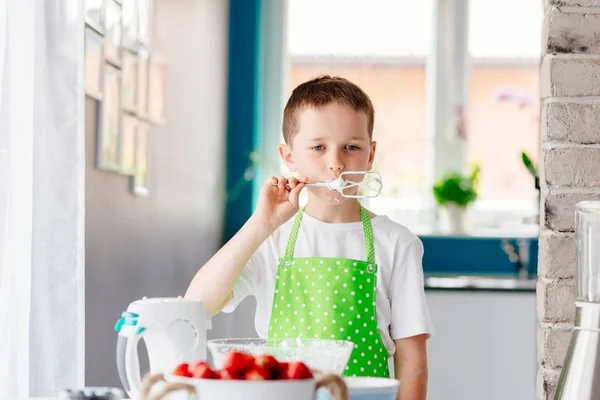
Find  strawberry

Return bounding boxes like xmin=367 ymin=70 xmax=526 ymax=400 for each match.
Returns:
xmin=216 ymin=369 xmax=240 ymax=380
xmin=172 ymin=362 xmax=193 ymax=377
xmin=223 ymin=351 xmax=255 ymax=376
xmin=254 ymin=355 xmax=279 ymax=372
xmin=190 ymin=361 xmax=216 ymax=379
xmin=285 ymin=362 xmax=313 ymax=380
xmin=244 ymin=366 xmax=271 ymax=380
xmin=276 ymin=362 xmax=290 ymax=380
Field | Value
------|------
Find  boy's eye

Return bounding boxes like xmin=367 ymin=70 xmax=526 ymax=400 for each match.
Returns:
xmin=346 ymin=145 xmax=360 ymax=151
xmin=312 ymin=145 xmax=324 ymax=151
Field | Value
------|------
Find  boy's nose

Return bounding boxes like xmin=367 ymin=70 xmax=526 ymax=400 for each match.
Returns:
xmin=327 ymin=152 xmax=344 ymax=171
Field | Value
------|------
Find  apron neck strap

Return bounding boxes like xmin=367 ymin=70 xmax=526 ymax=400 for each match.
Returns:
xmin=284 ymin=205 xmax=376 ymax=264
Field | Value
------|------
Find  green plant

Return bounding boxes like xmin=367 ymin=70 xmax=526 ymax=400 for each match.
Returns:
xmin=432 ymin=164 xmax=480 ymax=208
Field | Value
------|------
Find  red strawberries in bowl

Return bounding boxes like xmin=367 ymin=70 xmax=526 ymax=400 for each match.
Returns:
xmin=172 ymin=351 xmax=314 ymax=381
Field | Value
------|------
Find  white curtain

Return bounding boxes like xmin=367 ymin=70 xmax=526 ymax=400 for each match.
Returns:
xmin=0 ymin=0 xmax=85 ymax=397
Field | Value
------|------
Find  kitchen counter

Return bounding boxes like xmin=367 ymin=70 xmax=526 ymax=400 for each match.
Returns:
xmin=424 ymin=274 xmax=536 ymax=292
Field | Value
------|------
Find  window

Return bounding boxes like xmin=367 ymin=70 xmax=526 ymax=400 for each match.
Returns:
xmin=278 ymin=0 xmax=542 ymax=232
xmin=467 ymin=0 xmax=542 ymax=204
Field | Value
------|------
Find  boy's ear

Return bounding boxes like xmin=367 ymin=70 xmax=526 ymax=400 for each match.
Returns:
xmin=279 ymin=143 xmax=298 ymax=172
xmin=367 ymin=141 xmax=377 ymax=171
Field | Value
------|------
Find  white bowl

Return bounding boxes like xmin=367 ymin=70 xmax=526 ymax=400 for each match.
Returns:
xmin=167 ymin=375 xmax=317 ymax=400
xmin=344 ymin=377 xmax=401 ymax=400
xmin=207 ymin=338 xmax=354 ymax=375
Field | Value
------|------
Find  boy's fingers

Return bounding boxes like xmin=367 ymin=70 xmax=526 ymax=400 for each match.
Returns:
xmin=278 ymin=176 xmax=288 ymax=189
xmin=288 ymin=177 xmax=299 ymax=188
xmin=289 ymin=183 xmax=305 ymax=207
xmin=267 ymin=176 xmax=278 ymax=186
xmin=299 ymin=176 xmax=309 ymax=183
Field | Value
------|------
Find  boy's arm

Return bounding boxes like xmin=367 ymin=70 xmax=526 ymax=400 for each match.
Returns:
xmin=185 ymin=176 xmax=307 ymax=316
xmin=185 ymin=214 xmax=274 ymax=316
xmin=394 ymin=334 xmax=428 ymax=400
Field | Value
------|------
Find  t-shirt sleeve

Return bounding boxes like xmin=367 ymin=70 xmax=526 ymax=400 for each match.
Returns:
xmin=388 ymin=237 xmax=435 ymax=339
xmin=221 ymin=246 xmax=264 ymax=313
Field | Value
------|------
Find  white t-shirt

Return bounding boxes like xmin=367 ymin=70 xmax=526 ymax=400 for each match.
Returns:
xmin=222 ymin=212 xmax=434 ymax=357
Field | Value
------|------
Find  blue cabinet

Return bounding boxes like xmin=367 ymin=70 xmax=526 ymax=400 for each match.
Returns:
xmin=419 ymin=235 xmax=538 ymax=276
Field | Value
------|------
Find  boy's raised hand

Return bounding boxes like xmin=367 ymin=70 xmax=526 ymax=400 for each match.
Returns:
xmin=254 ymin=176 xmax=308 ymax=232
xmin=186 ymin=175 xmax=307 ymax=315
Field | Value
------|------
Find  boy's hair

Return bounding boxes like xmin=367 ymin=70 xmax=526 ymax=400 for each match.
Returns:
xmin=282 ymin=75 xmax=375 ymax=145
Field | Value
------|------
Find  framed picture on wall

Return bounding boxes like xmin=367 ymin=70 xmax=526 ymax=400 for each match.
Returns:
xmin=104 ymin=0 xmax=122 ymax=66
xmin=138 ymin=0 xmax=153 ymax=45
xmin=147 ymin=54 xmax=166 ymax=125
xmin=96 ymin=64 xmax=121 ymax=171
xmin=121 ymin=0 xmax=138 ymax=51
xmin=121 ymin=50 xmax=138 ymax=113
xmin=84 ymin=0 xmax=104 ymax=33
xmin=84 ymin=27 xmax=104 ymax=100
xmin=132 ymin=122 xmax=150 ymax=197
xmin=119 ymin=114 xmax=138 ymax=175
xmin=136 ymin=48 xmax=149 ymax=118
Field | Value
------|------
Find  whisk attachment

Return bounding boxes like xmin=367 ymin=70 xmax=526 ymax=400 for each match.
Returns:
xmin=309 ymin=171 xmax=383 ymax=199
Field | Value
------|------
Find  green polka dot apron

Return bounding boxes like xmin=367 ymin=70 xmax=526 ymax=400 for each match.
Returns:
xmin=267 ymin=205 xmax=390 ymax=378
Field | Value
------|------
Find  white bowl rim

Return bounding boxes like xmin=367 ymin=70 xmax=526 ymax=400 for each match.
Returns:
xmin=344 ymin=377 xmax=401 ymax=395
xmin=167 ymin=374 xmax=316 ymax=385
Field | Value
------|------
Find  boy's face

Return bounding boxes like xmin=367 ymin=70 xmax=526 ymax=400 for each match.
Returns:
xmin=279 ymin=102 xmax=376 ymax=202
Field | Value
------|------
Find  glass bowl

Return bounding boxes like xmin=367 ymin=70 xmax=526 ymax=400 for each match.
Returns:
xmin=207 ymin=338 xmax=354 ymax=375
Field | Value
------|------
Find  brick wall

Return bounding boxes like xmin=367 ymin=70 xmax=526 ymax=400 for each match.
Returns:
xmin=539 ymin=1 xmax=600 ymax=398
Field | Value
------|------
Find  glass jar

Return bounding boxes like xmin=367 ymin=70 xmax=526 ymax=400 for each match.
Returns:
xmin=576 ymin=201 xmax=600 ymax=302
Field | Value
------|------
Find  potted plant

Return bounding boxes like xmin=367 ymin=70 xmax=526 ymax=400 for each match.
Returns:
xmin=521 ymin=150 xmax=540 ymax=224
xmin=432 ymin=164 xmax=480 ymax=234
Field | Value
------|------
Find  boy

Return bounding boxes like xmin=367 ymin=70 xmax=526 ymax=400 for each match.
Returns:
xmin=186 ymin=76 xmax=433 ymax=399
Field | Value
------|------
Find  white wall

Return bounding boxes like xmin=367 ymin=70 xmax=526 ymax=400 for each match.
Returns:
xmin=151 ymin=0 xmax=232 ymax=338
xmin=85 ymin=0 xmax=232 ymax=387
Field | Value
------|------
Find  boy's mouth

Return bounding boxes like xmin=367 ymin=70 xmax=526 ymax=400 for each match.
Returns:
xmin=322 ymin=174 xmax=342 ymax=181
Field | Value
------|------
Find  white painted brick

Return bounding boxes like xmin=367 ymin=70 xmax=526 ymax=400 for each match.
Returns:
xmin=537 ymin=367 xmax=561 ymax=400
xmin=541 ymin=56 xmax=600 ymax=97
xmin=542 ymin=101 xmax=600 ymax=143
xmin=544 ymin=148 xmax=600 ymax=187
xmin=538 ymin=234 xmax=577 ymax=279
xmin=543 ymin=190 xmax=600 ymax=231
xmin=546 ymin=8 xmax=600 ymax=54
xmin=549 ymin=0 xmax=600 ymax=6
xmin=541 ymin=2 xmax=600 ymax=398
xmin=538 ymin=326 xmax=573 ymax=369
xmin=538 ymin=281 xmax=577 ymax=323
